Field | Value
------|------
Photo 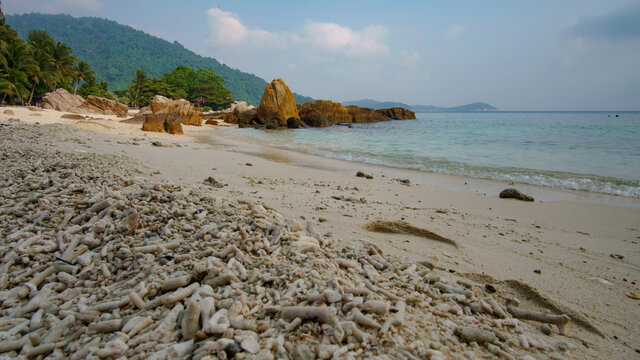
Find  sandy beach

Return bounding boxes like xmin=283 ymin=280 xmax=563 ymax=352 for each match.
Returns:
xmin=1 ymin=106 xmax=639 ymax=359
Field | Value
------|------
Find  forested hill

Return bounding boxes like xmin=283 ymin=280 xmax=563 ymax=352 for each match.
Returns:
xmin=7 ymin=13 xmax=312 ymax=105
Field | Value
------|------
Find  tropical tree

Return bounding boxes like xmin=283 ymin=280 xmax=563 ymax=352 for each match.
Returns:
xmin=131 ymin=69 xmax=147 ymax=108
xmin=135 ymin=78 xmax=176 ymax=107
xmin=49 ymin=41 xmax=77 ymax=90
xmin=26 ymin=30 xmax=55 ymax=104
xmin=78 ymin=78 xmax=113 ymax=99
xmin=72 ymin=61 xmax=95 ymax=94
xmin=1 ymin=39 xmax=35 ymax=104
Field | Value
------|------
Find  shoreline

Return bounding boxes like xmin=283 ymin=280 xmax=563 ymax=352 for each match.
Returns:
xmin=200 ymin=125 xmax=640 ymax=209
xmin=2 ymin=106 xmax=640 ymax=358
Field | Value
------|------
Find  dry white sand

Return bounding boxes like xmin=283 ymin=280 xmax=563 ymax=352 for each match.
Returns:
xmin=2 ymin=105 xmax=639 ymax=358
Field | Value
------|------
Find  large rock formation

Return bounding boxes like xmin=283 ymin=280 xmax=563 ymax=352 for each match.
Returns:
xmin=256 ymin=78 xmax=299 ymax=123
xmin=84 ymin=95 xmax=129 ymax=117
xmin=149 ymin=95 xmax=202 ymax=126
xmin=376 ymin=107 xmax=416 ymax=120
xmin=346 ymin=106 xmax=388 ymax=123
xmin=297 ymin=100 xmax=351 ymax=125
xmin=142 ymin=114 xmax=184 ymax=135
xmin=42 ymin=88 xmax=129 ymax=117
xmin=42 ymin=89 xmax=85 ymax=112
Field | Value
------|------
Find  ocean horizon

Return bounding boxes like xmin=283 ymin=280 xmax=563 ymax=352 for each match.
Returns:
xmin=215 ymin=111 xmax=640 ymax=198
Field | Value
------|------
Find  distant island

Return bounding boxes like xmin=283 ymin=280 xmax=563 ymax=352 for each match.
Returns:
xmin=342 ymin=99 xmax=497 ymax=112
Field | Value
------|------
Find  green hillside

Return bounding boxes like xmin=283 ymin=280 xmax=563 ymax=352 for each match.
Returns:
xmin=6 ymin=13 xmax=311 ymax=105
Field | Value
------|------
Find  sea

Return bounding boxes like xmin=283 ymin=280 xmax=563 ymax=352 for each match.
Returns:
xmin=215 ymin=111 xmax=640 ymax=198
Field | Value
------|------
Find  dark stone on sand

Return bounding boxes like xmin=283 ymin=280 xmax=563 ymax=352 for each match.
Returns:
xmin=356 ymin=171 xmax=373 ymax=179
xmin=499 ymin=188 xmax=534 ymax=202
xmin=60 ymin=113 xmax=86 ymax=120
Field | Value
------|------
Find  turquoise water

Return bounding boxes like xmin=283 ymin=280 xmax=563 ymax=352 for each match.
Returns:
xmin=218 ymin=112 xmax=640 ymax=198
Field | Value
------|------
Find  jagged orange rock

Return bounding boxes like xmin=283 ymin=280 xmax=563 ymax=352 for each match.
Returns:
xmin=149 ymin=95 xmax=202 ymax=126
xmin=256 ymin=78 xmax=299 ymax=123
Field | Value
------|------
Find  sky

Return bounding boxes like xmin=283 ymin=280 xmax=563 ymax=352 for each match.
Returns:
xmin=5 ymin=0 xmax=640 ymax=110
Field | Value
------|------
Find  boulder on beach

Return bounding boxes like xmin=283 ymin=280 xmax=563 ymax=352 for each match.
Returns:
xmin=346 ymin=105 xmax=388 ymax=123
xmin=499 ymin=188 xmax=534 ymax=202
xmin=84 ymin=95 xmax=129 ymax=117
xmin=42 ymin=88 xmax=85 ymax=112
xmin=237 ymin=109 xmax=259 ymax=128
xmin=301 ymin=113 xmax=332 ymax=127
xmin=60 ymin=113 xmax=86 ymax=120
xmin=256 ymin=78 xmax=300 ymax=123
xmin=376 ymin=107 xmax=416 ymax=120
xmin=142 ymin=114 xmax=183 ymax=135
xmin=42 ymin=88 xmax=129 ymax=117
xmin=297 ymin=100 xmax=351 ymax=125
xmin=149 ymin=95 xmax=202 ymax=126
xmin=265 ymin=113 xmax=287 ymax=129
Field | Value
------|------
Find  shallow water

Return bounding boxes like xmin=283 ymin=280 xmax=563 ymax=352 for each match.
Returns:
xmin=215 ymin=112 xmax=640 ymax=198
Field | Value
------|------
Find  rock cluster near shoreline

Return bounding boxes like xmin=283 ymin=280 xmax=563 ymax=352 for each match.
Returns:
xmin=0 ymin=120 xmax=582 ymax=359
xmin=217 ymin=79 xmax=416 ymax=129
xmin=42 ymin=89 xmax=129 ymax=118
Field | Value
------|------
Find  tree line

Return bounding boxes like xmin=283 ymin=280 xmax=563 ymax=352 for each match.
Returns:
xmin=1 ymin=20 xmax=234 ymax=110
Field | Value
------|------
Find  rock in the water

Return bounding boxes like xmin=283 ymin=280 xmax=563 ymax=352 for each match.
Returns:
xmin=297 ymin=100 xmax=351 ymax=125
xmin=376 ymin=107 xmax=416 ymax=120
xmin=256 ymin=78 xmax=299 ymax=123
xmin=3 ymin=109 xmax=14 ymax=115
xmin=301 ymin=113 xmax=332 ymax=127
xmin=142 ymin=115 xmax=165 ymax=133
xmin=265 ymin=113 xmax=286 ymax=129
xmin=237 ymin=109 xmax=259 ymax=128
xmin=287 ymin=117 xmax=308 ymax=129
xmin=346 ymin=105 xmax=388 ymax=123
xmin=84 ymin=95 xmax=129 ymax=117
xmin=149 ymin=95 xmax=202 ymax=126
xmin=42 ymin=88 xmax=85 ymax=112
xmin=499 ymin=188 xmax=534 ymax=202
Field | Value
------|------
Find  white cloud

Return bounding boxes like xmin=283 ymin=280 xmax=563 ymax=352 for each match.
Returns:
xmin=205 ymin=8 xmax=297 ymax=49
xmin=444 ymin=25 xmax=465 ymax=39
xmin=205 ymin=7 xmax=389 ymax=57
xmin=6 ymin=0 xmax=103 ymax=14
xmin=400 ymin=50 xmax=420 ymax=65
xmin=302 ymin=21 xmax=389 ymax=56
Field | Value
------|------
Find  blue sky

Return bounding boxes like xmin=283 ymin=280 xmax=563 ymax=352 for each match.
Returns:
xmin=5 ymin=0 xmax=640 ymax=110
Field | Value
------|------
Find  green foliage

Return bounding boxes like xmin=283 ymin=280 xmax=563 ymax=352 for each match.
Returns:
xmin=1 ymin=22 xmax=108 ymax=104
xmin=121 ymin=65 xmax=233 ymax=109
xmin=7 ymin=13 xmax=313 ymax=105
xmin=135 ymin=78 xmax=177 ymax=107
xmin=78 ymin=78 xmax=113 ymax=99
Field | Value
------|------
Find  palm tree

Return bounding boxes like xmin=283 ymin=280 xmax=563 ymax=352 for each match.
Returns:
xmin=26 ymin=30 xmax=56 ymax=104
xmin=0 ymin=24 xmax=19 ymax=68
xmin=72 ymin=61 xmax=95 ymax=95
xmin=49 ymin=41 xmax=77 ymax=90
xmin=1 ymin=40 xmax=35 ymax=104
